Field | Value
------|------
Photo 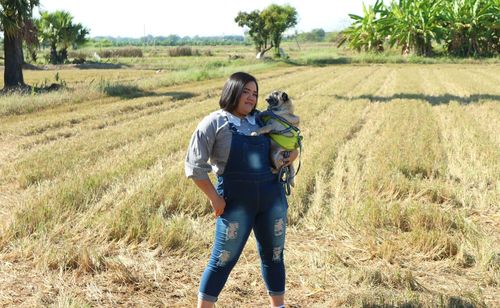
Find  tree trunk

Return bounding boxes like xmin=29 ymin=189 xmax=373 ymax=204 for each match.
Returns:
xmin=272 ymin=37 xmax=282 ymax=57
xmin=50 ymin=43 xmax=58 ymax=64
xmin=3 ymin=33 xmax=26 ymax=89
xmin=256 ymin=45 xmax=273 ymax=59
xmin=59 ymin=48 xmax=68 ymax=63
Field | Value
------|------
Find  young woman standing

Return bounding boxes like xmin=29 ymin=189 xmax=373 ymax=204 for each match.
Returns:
xmin=185 ymin=72 xmax=297 ymax=307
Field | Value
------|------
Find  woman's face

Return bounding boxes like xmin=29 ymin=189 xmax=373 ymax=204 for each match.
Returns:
xmin=233 ymin=81 xmax=258 ymax=118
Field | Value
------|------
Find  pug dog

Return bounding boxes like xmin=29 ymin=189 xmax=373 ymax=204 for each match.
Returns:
xmin=251 ymin=91 xmax=300 ymax=185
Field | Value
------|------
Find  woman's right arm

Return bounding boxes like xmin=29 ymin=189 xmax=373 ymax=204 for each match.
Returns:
xmin=192 ymin=179 xmax=226 ymax=217
xmin=185 ymin=114 xmax=226 ymax=217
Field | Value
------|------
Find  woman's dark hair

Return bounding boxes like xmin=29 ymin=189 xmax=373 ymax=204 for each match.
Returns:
xmin=219 ymin=72 xmax=258 ymax=113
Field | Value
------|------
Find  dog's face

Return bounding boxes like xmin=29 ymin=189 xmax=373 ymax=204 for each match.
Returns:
xmin=265 ymin=91 xmax=292 ymax=111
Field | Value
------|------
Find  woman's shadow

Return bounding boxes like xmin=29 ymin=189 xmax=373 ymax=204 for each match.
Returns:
xmin=327 ymin=93 xmax=500 ymax=105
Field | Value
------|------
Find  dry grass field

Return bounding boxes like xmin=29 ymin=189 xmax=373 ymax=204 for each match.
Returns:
xmin=0 ymin=56 xmax=499 ymax=307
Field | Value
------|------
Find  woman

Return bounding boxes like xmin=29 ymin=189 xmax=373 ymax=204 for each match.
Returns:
xmin=185 ymin=72 xmax=297 ymax=308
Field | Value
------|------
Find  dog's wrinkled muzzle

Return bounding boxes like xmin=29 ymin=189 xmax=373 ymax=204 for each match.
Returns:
xmin=266 ymin=96 xmax=279 ymax=107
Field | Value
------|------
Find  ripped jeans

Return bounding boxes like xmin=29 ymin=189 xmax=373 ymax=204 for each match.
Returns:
xmin=198 ymin=174 xmax=288 ymax=302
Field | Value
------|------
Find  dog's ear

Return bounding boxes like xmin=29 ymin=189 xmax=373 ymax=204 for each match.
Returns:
xmin=281 ymin=92 xmax=288 ymax=101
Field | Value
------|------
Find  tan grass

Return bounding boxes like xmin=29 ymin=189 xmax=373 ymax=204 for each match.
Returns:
xmin=0 ymin=63 xmax=499 ymax=307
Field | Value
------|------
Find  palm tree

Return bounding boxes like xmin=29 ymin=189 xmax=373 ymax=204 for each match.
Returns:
xmin=338 ymin=0 xmax=385 ymax=52
xmin=0 ymin=0 xmax=39 ymax=89
xmin=37 ymin=11 xmax=88 ymax=64
xmin=58 ymin=21 xmax=88 ymax=63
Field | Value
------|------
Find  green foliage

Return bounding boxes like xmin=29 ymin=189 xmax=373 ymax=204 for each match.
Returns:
xmin=441 ymin=0 xmax=500 ymax=57
xmin=0 ymin=0 xmax=39 ymax=36
xmin=381 ymin=0 xmax=445 ymax=56
xmin=262 ymin=4 xmax=298 ymax=56
xmin=235 ymin=10 xmax=270 ymax=52
xmin=341 ymin=0 xmax=499 ymax=57
xmin=339 ymin=0 xmax=386 ymax=52
xmin=90 ymin=35 xmax=245 ymax=47
xmin=235 ymin=4 xmax=298 ymax=57
xmin=283 ymin=30 xmax=332 ymax=43
xmin=36 ymin=10 xmax=89 ymax=64
xmin=296 ymin=28 xmax=327 ymax=42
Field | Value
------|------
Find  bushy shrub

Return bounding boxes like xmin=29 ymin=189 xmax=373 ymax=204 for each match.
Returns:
xmin=99 ymin=50 xmax=113 ymax=58
xmin=68 ymin=51 xmax=90 ymax=64
xmin=98 ymin=48 xmax=143 ymax=58
xmin=203 ymin=49 xmax=214 ymax=56
xmin=168 ymin=46 xmax=200 ymax=57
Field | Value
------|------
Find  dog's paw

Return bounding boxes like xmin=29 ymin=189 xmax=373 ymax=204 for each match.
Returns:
xmin=250 ymin=132 xmax=258 ymax=136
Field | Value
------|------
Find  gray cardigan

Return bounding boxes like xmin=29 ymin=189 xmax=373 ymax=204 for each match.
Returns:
xmin=184 ymin=109 xmax=260 ymax=180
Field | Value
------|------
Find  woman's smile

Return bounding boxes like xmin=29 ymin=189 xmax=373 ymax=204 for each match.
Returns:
xmin=233 ymin=81 xmax=258 ymax=118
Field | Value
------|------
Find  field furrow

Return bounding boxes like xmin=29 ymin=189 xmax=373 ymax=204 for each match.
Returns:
xmin=434 ymin=103 xmax=500 ymax=211
xmin=464 ymin=102 xmax=500 ymax=148
xmin=0 ymin=62 xmax=499 ymax=307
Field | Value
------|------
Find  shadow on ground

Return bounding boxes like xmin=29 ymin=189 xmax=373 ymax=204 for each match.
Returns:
xmin=102 ymin=84 xmax=196 ymax=100
xmin=282 ymin=57 xmax=352 ymax=67
xmin=327 ymin=93 xmax=500 ymax=105
xmin=75 ymin=61 xmax=130 ymax=69
xmin=20 ymin=62 xmax=130 ymax=70
xmin=362 ymin=296 xmax=477 ymax=308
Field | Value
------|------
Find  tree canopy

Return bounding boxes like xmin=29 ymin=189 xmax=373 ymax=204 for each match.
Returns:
xmin=36 ymin=10 xmax=89 ymax=64
xmin=235 ymin=4 xmax=298 ymax=57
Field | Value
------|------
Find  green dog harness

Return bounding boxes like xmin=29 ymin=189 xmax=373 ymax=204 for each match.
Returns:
xmin=259 ymin=112 xmax=302 ymax=151
xmin=257 ymin=110 xmax=304 ymax=195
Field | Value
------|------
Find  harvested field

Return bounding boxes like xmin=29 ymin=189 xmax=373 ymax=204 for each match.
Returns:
xmin=1 ymin=63 xmax=499 ymax=307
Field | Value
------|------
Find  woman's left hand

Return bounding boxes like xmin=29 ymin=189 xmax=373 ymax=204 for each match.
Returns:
xmin=282 ymin=149 xmax=299 ymax=167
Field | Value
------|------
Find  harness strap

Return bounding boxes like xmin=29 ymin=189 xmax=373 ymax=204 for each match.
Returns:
xmin=264 ymin=110 xmax=301 ymax=132
xmin=278 ymin=137 xmax=303 ymax=196
xmin=258 ymin=109 xmax=304 ymax=195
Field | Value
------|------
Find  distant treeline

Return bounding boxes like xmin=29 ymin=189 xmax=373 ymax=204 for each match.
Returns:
xmin=87 ymin=29 xmax=339 ymax=47
xmin=90 ymin=35 xmax=246 ymax=47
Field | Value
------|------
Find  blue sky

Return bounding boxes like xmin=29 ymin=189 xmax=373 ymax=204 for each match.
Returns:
xmin=37 ymin=0 xmax=378 ymax=38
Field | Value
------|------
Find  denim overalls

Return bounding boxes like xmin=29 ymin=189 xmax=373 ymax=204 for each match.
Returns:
xmin=198 ymin=118 xmax=288 ymax=302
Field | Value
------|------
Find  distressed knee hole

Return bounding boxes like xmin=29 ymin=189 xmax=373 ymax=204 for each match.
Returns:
xmin=216 ymin=250 xmax=231 ymax=267
xmin=226 ymin=222 xmax=239 ymax=240
xmin=274 ymin=218 xmax=284 ymax=237
xmin=272 ymin=246 xmax=282 ymax=262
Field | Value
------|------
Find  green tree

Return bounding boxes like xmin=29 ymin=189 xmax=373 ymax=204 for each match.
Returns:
xmin=261 ymin=4 xmax=298 ymax=56
xmin=37 ymin=10 xmax=88 ymax=64
xmin=311 ymin=28 xmax=326 ymax=41
xmin=0 ymin=0 xmax=39 ymax=89
xmin=235 ymin=4 xmax=297 ymax=58
xmin=297 ymin=28 xmax=326 ymax=42
xmin=235 ymin=10 xmax=271 ymax=55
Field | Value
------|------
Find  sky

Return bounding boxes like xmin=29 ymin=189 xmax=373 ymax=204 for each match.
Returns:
xmin=37 ymin=0 xmax=378 ymax=38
